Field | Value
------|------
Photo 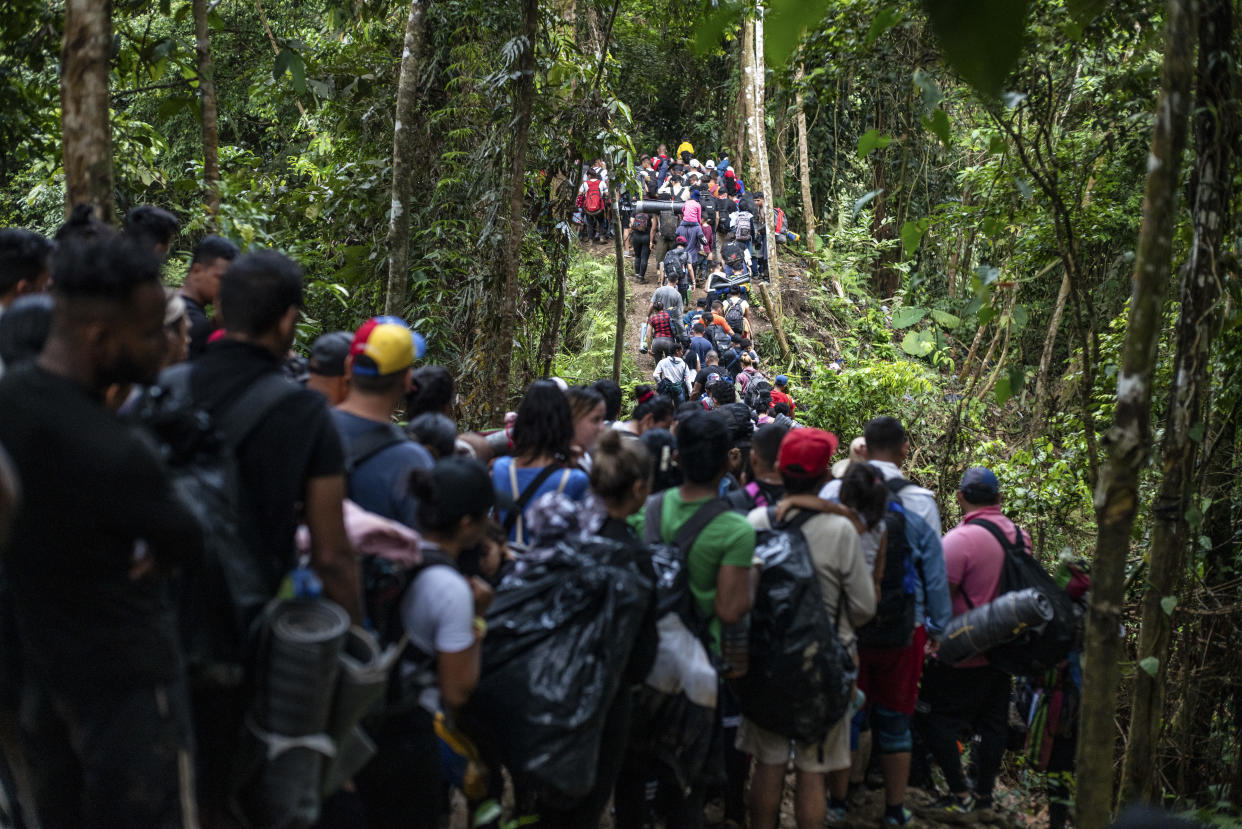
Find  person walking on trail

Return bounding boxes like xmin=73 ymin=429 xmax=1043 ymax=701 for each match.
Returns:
xmin=676 ymin=136 xmax=695 ymax=161
xmin=654 ymin=341 xmax=690 ymax=404
xmin=304 ymin=330 xmax=352 ymax=406
xmin=722 ymin=286 xmax=750 ymax=338
xmin=180 ymin=234 xmax=240 ymax=359
xmin=332 ymin=317 xmax=434 ymax=528
xmin=770 ymin=374 xmax=796 ymax=414
xmin=679 ymin=220 xmax=706 ymax=287
xmin=641 ymin=300 xmax=676 ymax=360
xmin=579 ymin=168 xmax=608 ymax=243
xmin=741 ymin=428 xmax=876 ymax=829
xmin=720 ymin=231 xmax=751 ymax=279
xmin=815 ymin=416 xmax=952 ymax=826
xmin=651 ymin=195 xmax=678 ymax=270
xmin=650 ymin=273 xmax=685 ymax=322
xmin=917 ymin=467 xmax=1029 ymax=820
xmin=0 ymin=232 xmax=205 ymax=829
xmin=629 ymin=207 xmax=654 ymax=282
xmin=658 ymin=236 xmax=693 ymax=303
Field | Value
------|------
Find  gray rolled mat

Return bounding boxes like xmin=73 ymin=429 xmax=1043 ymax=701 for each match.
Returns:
xmin=325 ymin=627 xmax=401 ymax=745
xmin=254 ymin=600 xmax=350 ymax=738
xmin=239 ymin=722 xmax=329 ymax=829
xmin=321 ymin=726 xmax=377 ymax=798
xmin=939 ymin=587 xmax=1054 ymax=666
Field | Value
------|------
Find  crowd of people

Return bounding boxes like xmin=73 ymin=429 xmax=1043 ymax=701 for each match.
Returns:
xmin=0 ymin=196 xmax=1094 ymax=829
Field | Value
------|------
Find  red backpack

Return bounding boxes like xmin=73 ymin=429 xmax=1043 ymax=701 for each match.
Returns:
xmin=773 ymin=207 xmax=786 ymax=234
xmin=584 ymin=180 xmax=605 ymax=214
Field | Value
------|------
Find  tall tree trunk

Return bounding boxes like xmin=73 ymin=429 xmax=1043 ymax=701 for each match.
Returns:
xmin=61 ymin=0 xmax=114 ymax=221
xmin=740 ymin=21 xmax=758 ymax=179
xmin=612 ymin=186 xmax=625 ymax=383
xmin=749 ymin=7 xmax=791 ymax=363
xmin=1121 ymin=0 xmax=1234 ymax=803
xmin=384 ymin=0 xmax=426 ymax=317
xmin=1075 ymin=0 xmax=1196 ymax=824
xmin=794 ymin=64 xmax=816 ymax=247
xmin=486 ymin=0 xmax=538 ymax=420
xmin=1031 ymin=268 xmax=1071 ymax=422
xmin=193 ymin=0 xmax=221 ymax=224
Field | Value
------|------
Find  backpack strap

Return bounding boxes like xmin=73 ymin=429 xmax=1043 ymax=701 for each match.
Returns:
xmin=672 ymin=498 xmax=731 ymax=555
xmin=643 ymin=492 xmax=666 ymax=547
xmin=966 ymin=517 xmax=1026 ymax=555
xmin=885 ymin=476 xmax=916 ymax=495
xmin=503 ymin=463 xmax=563 ymax=542
xmin=344 ymin=422 xmax=409 ymax=474
xmin=182 ymin=368 xmax=300 ymax=452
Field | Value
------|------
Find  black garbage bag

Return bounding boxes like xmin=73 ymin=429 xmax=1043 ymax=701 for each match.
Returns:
xmin=734 ymin=511 xmax=854 ymax=744
xmin=465 ymin=533 xmax=653 ymax=801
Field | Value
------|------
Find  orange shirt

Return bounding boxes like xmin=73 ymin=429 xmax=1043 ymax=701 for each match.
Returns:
xmin=700 ymin=313 xmax=734 ymax=335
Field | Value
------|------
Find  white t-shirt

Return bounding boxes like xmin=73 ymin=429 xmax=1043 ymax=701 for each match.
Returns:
xmin=655 ymin=356 xmax=689 ymax=388
xmin=819 ymin=458 xmax=942 ymax=535
xmin=400 ymin=560 xmax=474 ymax=711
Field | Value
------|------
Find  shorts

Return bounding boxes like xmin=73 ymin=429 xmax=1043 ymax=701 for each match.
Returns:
xmin=856 ymin=625 xmax=927 ymax=716
xmin=736 ymin=714 xmax=850 ymax=773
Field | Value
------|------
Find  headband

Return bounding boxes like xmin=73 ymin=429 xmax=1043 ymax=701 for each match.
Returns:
xmin=638 ymin=389 xmax=656 ymax=405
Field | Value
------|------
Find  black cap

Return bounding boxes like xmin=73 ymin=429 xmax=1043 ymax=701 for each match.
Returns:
xmin=753 ymin=190 xmax=765 ymax=198
xmin=436 ymin=456 xmax=514 ymax=515
xmin=308 ymin=331 xmax=352 ymax=376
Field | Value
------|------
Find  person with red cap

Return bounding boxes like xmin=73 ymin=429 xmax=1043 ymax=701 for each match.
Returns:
xmin=739 ymin=428 xmax=876 ymax=829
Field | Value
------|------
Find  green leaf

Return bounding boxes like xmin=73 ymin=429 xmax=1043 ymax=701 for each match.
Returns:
xmin=901 ymin=330 xmax=935 ymax=356
xmin=923 ymin=0 xmax=1030 ymax=99
xmin=892 ymin=307 xmax=928 ymax=328
xmin=1160 ymin=596 xmax=1178 ymax=617
xmin=931 ymin=309 xmax=962 ymax=329
xmin=866 ymin=7 xmax=903 ymax=47
xmin=288 ymin=51 xmax=307 ymax=96
xmin=852 ymin=188 xmax=884 ymax=218
xmin=857 ymin=128 xmax=893 ymax=159
xmin=900 ymin=220 xmax=928 ymax=256
xmin=988 ymin=134 xmax=1007 ymax=155
xmin=977 ymin=305 xmax=999 ymax=325
xmin=1188 ymin=422 xmax=1205 ymax=443
xmin=912 ymin=69 xmax=944 ymax=113
xmin=766 ymin=0 xmax=832 ymax=69
xmin=1185 ymin=505 xmax=1204 ymax=529
xmin=1066 ymin=0 xmax=1107 ymax=27
xmin=1007 ymin=364 xmax=1025 ymax=397
xmin=1012 ymin=304 xmax=1029 ymax=327
xmin=1014 ymin=178 xmax=1034 ymax=199
xmin=273 ymin=48 xmax=293 ymax=84
xmin=692 ymin=1 xmax=740 ymax=55
xmin=1139 ymin=656 xmax=1160 ymax=678
xmin=995 ymin=373 xmax=1012 ymax=405
xmin=922 ymin=108 xmax=951 ymax=146
xmin=473 ymin=802 xmax=502 ymax=825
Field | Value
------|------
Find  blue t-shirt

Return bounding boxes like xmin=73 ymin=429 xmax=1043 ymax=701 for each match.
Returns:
xmin=688 ymin=335 xmax=714 ymax=371
xmin=491 ymin=457 xmax=590 ymax=543
xmin=332 ymin=409 xmax=434 ymax=528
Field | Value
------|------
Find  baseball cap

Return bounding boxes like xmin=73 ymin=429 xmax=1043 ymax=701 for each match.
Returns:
xmin=308 ymin=331 xmax=352 ymax=377
xmin=778 ymin=428 xmax=839 ymax=479
xmin=676 ymin=235 xmax=687 ymax=244
xmin=349 ymin=316 xmax=427 ymax=376
xmin=436 ymin=456 xmax=514 ymax=516
xmin=724 ymin=169 xmax=736 ymax=179
xmin=959 ymin=466 xmax=1000 ymax=501
xmin=774 ymin=374 xmax=788 ymax=387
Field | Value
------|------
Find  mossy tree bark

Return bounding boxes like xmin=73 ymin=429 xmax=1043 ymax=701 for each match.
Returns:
xmin=384 ymin=0 xmax=426 ymax=317
xmin=61 ymin=0 xmax=114 ymax=221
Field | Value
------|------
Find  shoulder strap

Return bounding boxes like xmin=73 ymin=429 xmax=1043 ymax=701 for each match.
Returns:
xmin=672 ymin=497 xmax=730 ymax=555
xmin=966 ymin=517 xmax=1025 ymax=555
xmin=643 ymin=492 xmax=666 ymax=547
xmin=217 ymin=372 xmax=301 ymax=451
xmin=345 ymin=422 xmax=409 ymax=473
xmin=885 ymin=476 xmax=915 ymax=495
xmin=502 ymin=464 xmax=562 ymax=537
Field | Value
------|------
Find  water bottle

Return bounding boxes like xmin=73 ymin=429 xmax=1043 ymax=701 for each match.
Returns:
xmin=278 ymin=565 xmax=323 ymax=600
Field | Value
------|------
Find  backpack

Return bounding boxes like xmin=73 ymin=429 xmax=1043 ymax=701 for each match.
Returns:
xmin=701 ymin=193 xmax=718 ymax=226
xmin=668 ymin=313 xmax=685 ymax=340
xmin=734 ymin=510 xmax=854 ymax=743
xmin=705 ymin=324 xmax=732 ymax=355
xmin=138 ymin=365 xmax=300 ymax=681
xmin=743 ymin=377 xmax=772 ymax=413
xmin=723 ymin=243 xmax=745 ymax=271
xmin=963 ymin=518 xmax=1078 ymax=675
xmin=773 ymin=207 xmax=786 ymax=234
xmin=856 ymin=479 xmax=920 ymax=649
xmin=663 ymin=249 xmax=687 ymax=285
xmin=632 ymin=212 xmax=651 ymax=233
xmin=642 ymin=169 xmax=658 ymax=198
xmin=724 ymin=481 xmax=776 ymax=514
xmin=584 ymin=180 xmax=605 ymax=214
xmin=660 ymin=212 xmax=679 ymax=242
xmin=734 ymin=212 xmax=753 ymax=242
xmin=724 ymin=297 xmax=745 ymax=331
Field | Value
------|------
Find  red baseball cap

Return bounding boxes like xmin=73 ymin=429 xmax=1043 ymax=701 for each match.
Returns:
xmin=777 ymin=428 xmax=839 ymax=479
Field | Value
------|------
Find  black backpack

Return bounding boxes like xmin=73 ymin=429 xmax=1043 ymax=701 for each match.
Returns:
xmin=743 ymin=378 xmax=772 ymax=412
xmin=724 ymin=297 xmax=745 ymax=331
xmin=660 ymin=213 xmax=679 ymax=242
xmin=964 ymin=519 xmax=1078 ymax=675
xmin=705 ymin=324 xmax=732 ymax=355
xmin=856 ymin=479 xmax=920 ymax=649
xmin=642 ymin=493 xmax=730 ymax=633
xmin=700 ymin=193 xmax=718 ymax=226
xmin=734 ymin=510 xmax=854 ymax=743
xmin=663 ymin=249 xmax=687 ymax=284
xmin=137 ymin=366 xmax=300 ymax=681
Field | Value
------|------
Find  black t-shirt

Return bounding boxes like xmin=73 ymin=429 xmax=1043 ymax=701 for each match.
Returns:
xmin=181 ymin=295 xmax=216 ymax=360
xmin=188 ymin=340 xmax=344 ymax=579
xmin=0 ymin=364 xmax=203 ymax=693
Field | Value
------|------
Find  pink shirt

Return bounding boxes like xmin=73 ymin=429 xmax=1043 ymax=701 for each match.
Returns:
xmin=941 ymin=505 xmax=1033 ymax=667
xmin=681 ymin=199 xmax=702 ymax=225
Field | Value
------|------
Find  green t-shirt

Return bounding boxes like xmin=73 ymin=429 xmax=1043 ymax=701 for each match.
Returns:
xmin=631 ymin=489 xmax=755 ymax=652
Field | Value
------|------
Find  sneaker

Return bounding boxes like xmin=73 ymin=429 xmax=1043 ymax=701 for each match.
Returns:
xmin=639 ymin=347 xmax=648 ymax=354
xmin=883 ymin=805 xmax=914 ymax=825
xmin=826 ymin=804 xmax=849 ymax=823
xmin=922 ymin=793 xmax=977 ymax=823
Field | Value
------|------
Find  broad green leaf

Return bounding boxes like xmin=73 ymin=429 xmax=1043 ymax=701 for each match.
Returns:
xmin=974 ymin=264 xmax=1000 ymax=287
xmin=977 ymin=305 xmax=999 ymax=325
xmin=923 ymin=0 xmax=1030 ymax=99
xmin=866 ymin=7 xmax=903 ymax=47
xmin=923 ymin=108 xmax=951 ymax=146
xmin=852 ymin=188 xmax=884 ymax=218
xmin=931 ymin=309 xmax=962 ymax=329
xmin=273 ymin=48 xmax=294 ymax=84
xmin=913 ymin=69 xmax=944 ymax=113
xmin=900 ymin=220 xmax=928 ymax=256
xmin=1066 ymin=0 xmax=1107 ymax=27
xmin=901 ymin=330 xmax=935 ymax=357
xmin=766 ymin=0 xmax=832 ymax=69
xmin=892 ymin=306 xmax=928 ymax=328
xmin=988 ymin=134 xmax=1007 ymax=155
xmin=995 ymin=373 xmax=1012 ymax=405
xmin=1139 ymin=656 xmax=1160 ymax=678
xmin=1007 ymin=364 xmax=1025 ymax=397
xmin=692 ymin=1 xmax=741 ymax=56
xmin=857 ymin=129 xmax=893 ymax=159
xmin=1012 ymin=304 xmax=1029 ymax=327
xmin=1160 ymin=596 xmax=1178 ymax=616
xmin=288 ymin=51 xmax=307 ymax=96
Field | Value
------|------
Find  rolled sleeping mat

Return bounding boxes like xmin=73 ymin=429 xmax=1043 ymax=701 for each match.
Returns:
xmin=938 ymin=587 xmax=1054 ymax=666
xmin=239 ymin=726 xmax=333 ymax=829
xmin=325 ymin=626 xmax=398 ymax=746
xmin=253 ymin=599 xmax=350 ymax=737
xmin=321 ymin=726 xmax=377 ymax=798
xmin=633 ymin=199 xmax=685 ymax=214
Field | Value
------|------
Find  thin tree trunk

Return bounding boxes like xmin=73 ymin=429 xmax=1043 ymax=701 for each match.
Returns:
xmin=794 ymin=64 xmax=816 ymax=247
xmin=750 ymin=7 xmax=790 ymax=363
xmin=1032 ymin=268 xmax=1071 ymax=420
xmin=486 ymin=0 xmax=538 ymax=420
xmin=61 ymin=0 xmax=114 ymax=221
xmin=193 ymin=0 xmax=221 ymax=223
xmin=1075 ymin=1 xmax=1196 ymax=824
xmin=1121 ymin=0 xmax=1233 ymax=803
xmin=383 ymin=0 xmax=426 ymax=317
xmin=612 ymin=187 xmax=625 ymax=383
xmin=740 ymin=21 xmax=757 ymax=178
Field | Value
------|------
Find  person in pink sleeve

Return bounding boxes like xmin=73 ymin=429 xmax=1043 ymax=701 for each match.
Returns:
xmin=917 ymin=467 xmax=1031 ymax=820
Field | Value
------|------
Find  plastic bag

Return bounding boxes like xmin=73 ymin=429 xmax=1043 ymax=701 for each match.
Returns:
xmin=938 ymin=586 xmax=1054 ymax=666
xmin=465 ymin=535 xmax=652 ymax=801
